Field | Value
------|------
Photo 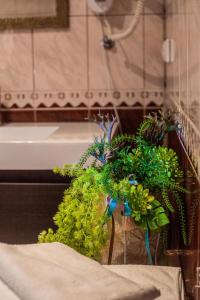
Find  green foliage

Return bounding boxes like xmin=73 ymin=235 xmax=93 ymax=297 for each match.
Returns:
xmin=173 ymin=191 xmax=187 ymax=245
xmin=130 ymin=144 xmax=183 ymax=189
xmin=53 ymin=164 xmax=84 ymax=178
xmin=188 ymin=191 xmax=200 ymax=245
xmin=101 ymin=147 xmax=133 ymax=182
xmin=78 ymin=138 xmax=108 ymax=167
xmin=124 ymin=183 xmax=169 ymax=231
xmin=128 ymin=140 xmax=186 ymax=244
xmin=39 ymin=110 xmax=188 ymax=258
xmin=111 ymin=134 xmax=135 ymax=148
xmin=39 ymin=168 xmax=108 ymax=260
xmin=100 ymin=179 xmax=169 ymax=232
xmin=136 ymin=110 xmax=176 ymax=145
xmin=162 ymin=189 xmax=174 ymax=213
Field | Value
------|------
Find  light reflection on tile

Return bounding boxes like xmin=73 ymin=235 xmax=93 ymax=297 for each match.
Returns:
xmin=87 ymin=0 xmax=137 ymax=16
xmin=145 ymin=0 xmax=164 ymax=14
xmin=0 ymin=31 xmax=32 ymax=91
xmin=70 ymin=0 xmax=86 ymax=16
xmin=144 ymin=15 xmax=164 ymax=89
xmin=34 ymin=18 xmax=87 ymax=90
xmin=88 ymin=15 xmax=143 ymax=90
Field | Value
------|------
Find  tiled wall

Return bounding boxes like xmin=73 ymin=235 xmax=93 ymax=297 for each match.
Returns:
xmin=0 ymin=0 xmax=164 ymax=121
xmin=166 ymin=3 xmax=200 ymax=299
xmin=166 ymin=0 xmax=200 ymax=178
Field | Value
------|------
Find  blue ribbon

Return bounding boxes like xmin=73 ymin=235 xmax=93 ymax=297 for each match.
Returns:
xmin=123 ymin=179 xmax=137 ymax=216
xmin=129 ymin=179 xmax=138 ymax=185
xmin=145 ymin=228 xmax=153 ymax=265
xmin=107 ymin=180 xmax=138 ymax=218
xmin=124 ymin=201 xmax=132 ymax=216
xmin=107 ymin=199 xmax=117 ymax=217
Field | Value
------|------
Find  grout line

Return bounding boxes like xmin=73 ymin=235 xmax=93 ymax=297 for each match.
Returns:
xmin=142 ymin=13 xmax=146 ymax=91
xmin=69 ymin=13 xmax=165 ymax=18
xmin=31 ymin=30 xmax=36 ymax=92
xmin=86 ymin=3 xmax=90 ymax=91
xmin=142 ymin=12 xmax=146 ymax=117
xmin=163 ymin=0 xmax=167 ymax=104
xmin=0 ymin=106 xmax=162 ymax=112
xmin=86 ymin=1 xmax=91 ymax=118
xmin=31 ymin=30 xmax=37 ymax=122
xmin=0 ymin=88 xmax=166 ymax=92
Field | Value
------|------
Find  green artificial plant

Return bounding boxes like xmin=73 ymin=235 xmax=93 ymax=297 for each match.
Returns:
xmin=39 ymin=110 xmax=187 ymax=262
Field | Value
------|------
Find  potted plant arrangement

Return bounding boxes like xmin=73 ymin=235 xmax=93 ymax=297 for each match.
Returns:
xmin=39 ymin=110 xmax=187 ymax=265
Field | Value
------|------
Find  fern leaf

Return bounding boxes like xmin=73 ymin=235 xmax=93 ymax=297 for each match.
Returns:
xmin=161 ymin=226 xmax=169 ymax=251
xmin=188 ymin=195 xmax=199 ymax=245
xmin=173 ymin=191 xmax=187 ymax=245
xmin=162 ymin=189 xmax=175 ymax=213
xmin=170 ymin=182 xmax=188 ymax=194
xmin=137 ymin=118 xmax=152 ymax=137
xmin=79 ymin=143 xmax=101 ymax=167
xmin=111 ymin=134 xmax=135 ymax=148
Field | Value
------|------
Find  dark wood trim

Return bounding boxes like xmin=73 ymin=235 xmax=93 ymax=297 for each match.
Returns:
xmin=167 ymin=131 xmax=200 ymax=300
xmin=0 ymin=170 xmax=69 ymax=183
xmin=0 ymin=0 xmax=69 ymax=30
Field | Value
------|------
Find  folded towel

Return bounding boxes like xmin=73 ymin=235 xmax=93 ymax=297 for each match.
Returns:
xmin=105 ymin=264 xmax=184 ymax=300
xmin=0 ymin=242 xmax=160 ymax=300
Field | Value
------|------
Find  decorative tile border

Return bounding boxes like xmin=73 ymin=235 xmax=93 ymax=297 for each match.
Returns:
xmin=0 ymin=90 xmax=164 ymax=109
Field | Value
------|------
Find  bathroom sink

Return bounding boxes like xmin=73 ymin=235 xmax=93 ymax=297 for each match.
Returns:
xmin=0 ymin=122 xmax=107 ymax=170
xmin=0 ymin=125 xmax=59 ymax=141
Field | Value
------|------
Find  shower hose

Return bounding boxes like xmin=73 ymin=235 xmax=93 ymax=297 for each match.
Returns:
xmin=103 ymin=0 xmax=146 ymax=48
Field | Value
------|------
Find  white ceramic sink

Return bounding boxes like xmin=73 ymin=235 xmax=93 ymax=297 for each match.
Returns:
xmin=0 ymin=126 xmax=59 ymax=141
xmin=0 ymin=122 xmax=104 ymax=170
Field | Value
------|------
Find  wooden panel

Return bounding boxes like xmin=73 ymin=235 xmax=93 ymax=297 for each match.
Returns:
xmin=0 ymin=170 xmax=68 ymax=183
xmin=0 ymin=183 xmax=66 ymax=244
xmin=0 ymin=0 xmax=69 ymax=30
xmin=167 ymin=131 xmax=200 ymax=300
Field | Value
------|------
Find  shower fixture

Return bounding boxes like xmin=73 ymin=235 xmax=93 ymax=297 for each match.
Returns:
xmin=88 ymin=0 xmax=146 ymax=49
xmin=162 ymin=39 xmax=176 ymax=63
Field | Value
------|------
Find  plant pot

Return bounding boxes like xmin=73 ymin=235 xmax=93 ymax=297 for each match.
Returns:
xmin=100 ymin=207 xmax=160 ymax=265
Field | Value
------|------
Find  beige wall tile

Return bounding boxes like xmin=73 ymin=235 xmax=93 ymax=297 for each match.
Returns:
xmin=144 ymin=15 xmax=164 ymax=89
xmin=87 ymin=0 xmax=137 ymax=16
xmin=166 ymin=0 xmax=200 ymax=176
xmin=178 ymin=13 xmax=187 ymax=106
xmin=165 ymin=15 xmax=173 ymax=91
xmin=88 ymin=15 xmax=144 ymax=90
xmin=185 ymin=0 xmax=196 ymax=14
xmin=166 ymin=14 xmax=180 ymax=94
xmin=187 ymin=11 xmax=200 ymax=128
xmin=187 ymin=13 xmax=199 ymax=93
xmin=166 ymin=0 xmax=186 ymax=14
xmin=166 ymin=0 xmax=177 ymax=14
xmin=110 ymin=0 xmax=137 ymax=15
xmin=0 ymin=31 xmax=32 ymax=91
xmin=0 ymin=0 xmax=165 ymax=109
xmin=87 ymin=0 xmax=164 ymax=16
xmin=166 ymin=0 xmax=200 ymax=129
xmin=70 ymin=0 xmax=86 ymax=16
xmin=145 ymin=0 xmax=164 ymax=14
xmin=34 ymin=17 xmax=87 ymax=90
